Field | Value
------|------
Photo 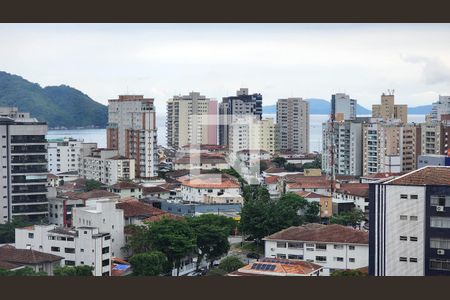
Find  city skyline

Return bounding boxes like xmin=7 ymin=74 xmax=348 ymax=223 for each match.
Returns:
xmin=1 ymin=24 xmax=450 ymax=114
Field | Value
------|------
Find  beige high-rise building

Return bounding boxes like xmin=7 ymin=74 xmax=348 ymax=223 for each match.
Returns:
xmin=166 ymin=92 xmax=218 ymax=150
xmin=228 ymin=116 xmax=275 ymax=154
xmin=372 ymin=93 xmax=408 ymax=124
xmin=276 ymin=98 xmax=309 ymax=154
xmin=106 ymin=95 xmax=158 ymax=178
xmin=362 ymin=122 xmax=418 ymax=176
xmin=419 ymin=122 xmax=443 ymax=155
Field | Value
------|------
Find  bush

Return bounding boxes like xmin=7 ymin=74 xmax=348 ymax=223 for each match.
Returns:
xmin=218 ymin=256 xmax=245 ymax=273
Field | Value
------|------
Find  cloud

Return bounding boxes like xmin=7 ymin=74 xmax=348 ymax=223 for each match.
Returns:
xmin=403 ymin=55 xmax=450 ymax=85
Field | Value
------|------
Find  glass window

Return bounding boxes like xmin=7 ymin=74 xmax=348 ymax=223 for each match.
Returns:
xmin=51 ymin=246 xmax=60 ymax=252
xmin=410 ymin=216 xmax=418 ymax=221
xmin=349 ymin=245 xmax=355 ymax=250
xmin=288 ymin=254 xmax=303 ymax=260
xmin=334 ymin=257 xmax=344 ymax=262
xmin=276 ymin=254 xmax=286 ymax=259
xmin=400 ymin=194 xmax=408 ymax=199
xmin=316 ymin=244 xmax=327 ymax=251
xmin=400 ymin=215 xmax=408 ymax=220
xmin=410 ymin=258 xmax=418 ymax=263
xmin=400 ymin=236 xmax=407 ymax=241
xmin=64 ymin=248 xmax=75 ymax=254
xmin=315 ymin=256 xmax=327 ymax=262
xmin=288 ymin=242 xmax=303 ymax=249
xmin=349 ymin=258 xmax=355 ymax=263
xmin=276 ymin=242 xmax=286 ymax=248
xmin=430 ymin=259 xmax=450 ymax=271
xmin=430 ymin=238 xmax=450 ymax=250
xmin=334 ymin=244 xmax=344 ymax=250
xmin=431 ymin=217 xmax=450 ymax=229
xmin=399 ymin=257 xmax=407 ymax=262
xmin=410 ymin=237 xmax=418 ymax=242
xmin=28 ymin=233 xmax=34 ymax=239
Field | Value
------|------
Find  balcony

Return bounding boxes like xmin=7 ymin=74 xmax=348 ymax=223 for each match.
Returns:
xmin=12 ymin=186 xmax=48 ymax=194
xmin=11 ymin=155 xmax=47 ymax=164
xmin=11 ymin=145 xmax=46 ymax=154
xmin=11 ymin=165 xmax=48 ymax=174
xmin=12 ymin=204 xmax=48 ymax=214
xmin=11 ymin=135 xmax=46 ymax=144
xmin=12 ymin=194 xmax=48 ymax=204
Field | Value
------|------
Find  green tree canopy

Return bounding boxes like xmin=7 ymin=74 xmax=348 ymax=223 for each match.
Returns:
xmin=0 ymin=216 xmax=32 ymax=244
xmin=0 ymin=267 xmax=47 ymax=276
xmin=272 ymin=156 xmax=287 ymax=168
xmin=218 ymin=256 xmax=245 ymax=273
xmin=85 ymin=179 xmax=103 ymax=191
xmin=330 ymin=208 xmax=365 ymax=227
xmin=331 ymin=269 xmax=367 ymax=276
xmin=130 ymin=251 xmax=168 ymax=276
xmin=53 ymin=265 xmax=93 ymax=276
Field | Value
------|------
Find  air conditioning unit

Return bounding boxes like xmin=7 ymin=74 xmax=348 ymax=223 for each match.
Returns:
xmin=437 ymin=249 xmax=445 ymax=255
xmin=436 ymin=206 xmax=445 ymax=212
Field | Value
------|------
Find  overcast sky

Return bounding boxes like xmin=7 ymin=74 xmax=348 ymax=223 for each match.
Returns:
xmin=1 ymin=23 xmax=450 ymax=114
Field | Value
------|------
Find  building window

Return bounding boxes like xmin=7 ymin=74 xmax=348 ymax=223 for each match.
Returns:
xmin=430 ymin=259 xmax=450 ymax=271
xmin=67 ymin=237 xmax=74 ymax=241
xmin=105 ymin=235 xmax=111 ymax=240
xmin=400 ymin=236 xmax=407 ymax=241
xmin=102 ymin=259 xmax=110 ymax=267
xmin=410 ymin=258 xmax=418 ymax=263
xmin=410 ymin=195 xmax=418 ymax=200
xmin=287 ymin=242 xmax=303 ymax=249
xmin=315 ymin=256 xmax=327 ymax=262
xmin=400 ymin=194 xmax=408 ymax=199
xmin=102 ymin=247 xmax=110 ymax=254
xmin=28 ymin=233 xmax=34 ymax=239
xmin=431 ymin=217 xmax=450 ymax=229
xmin=410 ymin=216 xmax=418 ymax=221
xmin=65 ymin=248 xmax=75 ymax=254
xmin=334 ymin=244 xmax=344 ymax=250
xmin=430 ymin=238 xmax=450 ymax=250
xmin=51 ymin=246 xmax=60 ymax=252
xmin=276 ymin=254 xmax=287 ymax=259
xmin=276 ymin=242 xmax=286 ymax=248
xmin=288 ymin=254 xmax=303 ymax=260
xmin=349 ymin=258 xmax=355 ymax=263
xmin=399 ymin=257 xmax=407 ymax=262
xmin=65 ymin=260 xmax=75 ymax=266
xmin=334 ymin=257 xmax=344 ymax=262
xmin=349 ymin=245 xmax=355 ymax=250
xmin=316 ymin=244 xmax=327 ymax=251
xmin=410 ymin=237 xmax=418 ymax=242
xmin=400 ymin=215 xmax=408 ymax=220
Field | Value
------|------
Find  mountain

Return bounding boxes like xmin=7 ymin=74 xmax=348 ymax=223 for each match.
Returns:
xmin=0 ymin=71 xmax=107 ymax=128
xmin=263 ymin=98 xmax=430 ymax=115
xmin=262 ymin=98 xmax=371 ymax=115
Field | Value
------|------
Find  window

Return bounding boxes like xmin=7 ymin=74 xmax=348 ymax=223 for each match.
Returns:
xmin=276 ymin=254 xmax=286 ymax=259
xmin=430 ymin=196 xmax=450 ymax=207
xmin=84 ymin=231 xmax=88 ymax=234
xmin=288 ymin=254 xmax=303 ymax=260
xmin=102 ymin=259 xmax=110 ymax=267
xmin=400 ymin=215 xmax=408 ymax=220
xmin=410 ymin=237 xmax=418 ymax=242
xmin=349 ymin=258 xmax=355 ymax=263
xmin=410 ymin=216 xmax=418 ymax=221
xmin=316 ymin=244 xmax=327 ymax=251
xmin=410 ymin=195 xmax=418 ymax=200
xmin=80 ymin=249 xmax=84 ymax=252
xmin=334 ymin=257 xmax=344 ymax=262
xmin=102 ymin=247 xmax=109 ymax=254
xmin=410 ymin=258 xmax=418 ymax=263
xmin=315 ymin=256 xmax=327 ymax=262
xmin=430 ymin=238 xmax=450 ymax=250
xmin=288 ymin=242 xmax=303 ymax=249
xmin=28 ymin=233 xmax=34 ymax=239
xmin=334 ymin=244 xmax=344 ymax=250
xmin=399 ymin=257 xmax=407 ymax=262
xmin=51 ymin=246 xmax=60 ymax=252
xmin=104 ymin=235 xmax=111 ymax=240
xmin=431 ymin=217 xmax=450 ymax=229
xmin=67 ymin=237 xmax=74 ymax=241
xmin=430 ymin=259 xmax=450 ymax=271
xmin=400 ymin=194 xmax=408 ymax=199
xmin=400 ymin=236 xmax=408 ymax=241
xmin=349 ymin=246 xmax=355 ymax=250
xmin=65 ymin=260 xmax=75 ymax=266
xmin=276 ymin=242 xmax=286 ymax=248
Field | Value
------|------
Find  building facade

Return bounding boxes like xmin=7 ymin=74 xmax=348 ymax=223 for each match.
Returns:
xmin=372 ymin=93 xmax=408 ymax=124
xmin=276 ymin=98 xmax=309 ymax=154
xmin=107 ymin=95 xmax=158 ymax=178
xmin=47 ymin=137 xmax=84 ymax=175
xmin=369 ymin=166 xmax=450 ymax=276
xmin=431 ymin=96 xmax=450 ymax=121
xmin=0 ymin=107 xmax=49 ymax=224
xmin=331 ymin=93 xmax=357 ymax=121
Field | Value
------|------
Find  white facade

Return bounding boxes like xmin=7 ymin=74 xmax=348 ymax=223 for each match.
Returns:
xmin=15 ymin=224 xmax=112 ymax=276
xmin=72 ymin=200 xmax=125 ymax=259
xmin=80 ymin=149 xmax=135 ymax=185
xmin=431 ymin=96 xmax=450 ymax=121
xmin=264 ymin=239 xmax=368 ymax=276
xmin=331 ymin=93 xmax=357 ymax=121
xmin=181 ymin=184 xmax=241 ymax=203
xmin=47 ymin=137 xmax=83 ymax=175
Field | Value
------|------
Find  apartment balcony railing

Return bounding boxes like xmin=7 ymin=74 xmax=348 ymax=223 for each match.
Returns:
xmin=11 ymin=165 xmax=48 ymax=174
xmin=11 ymin=135 xmax=47 ymax=144
xmin=11 ymin=145 xmax=47 ymax=154
xmin=12 ymin=194 xmax=48 ymax=204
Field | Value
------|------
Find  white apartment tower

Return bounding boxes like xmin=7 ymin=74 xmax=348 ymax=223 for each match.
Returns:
xmin=276 ymin=98 xmax=310 ymax=154
xmin=0 ymin=107 xmax=49 ymax=224
xmin=331 ymin=93 xmax=357 ymax=121
xmin=166 ymin=92 xmax=218 ymax=149
xmin=431 ymin=96 xmax=450 ymax=121
xmin=107 ymin=95 xmax=158 ymax=178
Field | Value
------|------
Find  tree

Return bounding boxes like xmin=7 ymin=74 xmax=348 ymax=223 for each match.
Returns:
xmin=330 ymin=208 xmax=365 ymax=227
xmin=331 ymin=269 xmax=367 ymax=276
xmin=206 ymin=268 xmax=228 ymax=276
xmin=193 ymin=224 xmax=230 ymax=268
xmin=0 ymin=216 xmax=31 ymax=244
xmin=130 ymin=251 xmax=168 ymax=276
xmin=272 ymin=156 xmax=287 ymax=168
xmin=0 ymin=267 xmax=46 ymax=276
xmin=85 ymin=179 xmax=102 ymax=191
xmin=304 ymin=201 xmax=321 ymax=223
xmin=285 ymin=163 xmax=302 ymax=172
xmin=54 ymin=265 xmax=93 ymax=276
xmin=144 ymin=219 xmax=196 ymax=276
xmin=187 ymin=214 xmax=237 ymax=235
xmin=218 ymin=256 xmax=245 ymax=273
xmin=302 ymin=156 xmax=322 ymax=170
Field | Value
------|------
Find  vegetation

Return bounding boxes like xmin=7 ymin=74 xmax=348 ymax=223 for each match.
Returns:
xmin=54 ymin=265 xmax=94 ymax=276
xmin=331 ymin=269 xmax=367 ymax=276
xmin=85 ymin=179 xmax=103 ymax=191
xmin=206 ymin=267 xmax=228 ymax=276
xmin=272 ymin=156 xmax=287 ymax=168
xmin=217 ymin=256 xmax=245 ymax=273
xmin=130 ymin=251 xmax=169 ymax=276
xmin=330 ymin=208 xmax=365 ymax=227
xmin=0 ymin=267 xmax=47 ymax=276
xmin=302 ymin=156 xmax=322 ymax=170
xmin=0 ymin=216 xmax=32 ymax=244
xmin=0 ymin=71 xmax=107 ymax=128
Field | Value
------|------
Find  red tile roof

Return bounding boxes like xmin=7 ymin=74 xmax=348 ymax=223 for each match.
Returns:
xmin=109 ymin=182 xmax=142 ymax=190
xmin=180 ymin=173 xmax=240 ymax=189
xmin=296 ymin=191 xmax=328 ymax=199
xmin=336 ymin=183 xmax=369 ymax=198
xmin=386 ymin=166 xmax=450 ymax=186
xmin=0 ymin=245 xmax=63 ymax=269
xmin=116 ymin=199 xmax=180 ymax=222
xmin=264 ymin=167 xmax=288 ymax=174
xmin=174 ymin=153 xmax=227 ymax=165
xmin=284 ymin=174 xmax=331 ymax=189
xmin=62 ymin=189 xmax=118 ymax=201
xmin=264 ymin=176 xmax=279 ymax=184
xmin=264 ymin=224 xmax=368 ymax=245
xmin=142 ymin=186 xmax=170 ymax=195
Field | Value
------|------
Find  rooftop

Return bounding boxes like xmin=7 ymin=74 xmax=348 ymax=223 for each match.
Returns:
xmin=385 ymin=166 xmax=450 ymax=186
xmin=264 ymin=176 xmax=279 ymax=184
xmin=0 ymin=245 xmax=63 ymax=269
xmin=62 ymin=189 xmax=118 ymax=201
xmin=116 ymin=198 xmax=175 ymax=219
xmin=296 ymin=191 xmax=328 ymax=199
xmin=109 ymin=181 xmax=142 ymax=190
xmin=230 ymin=258 xmax=322 ymax=276
xmin=174 ymin=153 xmax=227 ymax=165
xmin=180 ymin=173 xmax=240 ymax=189
xmin=336 ymin=183 xmax=369 ymax=198
xmin=264 ymin=223 xmax=368 ymax=245
xmin=142 ymin=186 xmax=170 ymax=195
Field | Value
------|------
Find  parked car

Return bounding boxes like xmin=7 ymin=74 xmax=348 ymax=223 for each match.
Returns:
xmin=246 ymin=252 xmax=260 ymax=259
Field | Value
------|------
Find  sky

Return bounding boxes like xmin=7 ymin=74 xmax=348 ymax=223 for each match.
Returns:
xmin=1 ymin=23 xmax=450 ymax=115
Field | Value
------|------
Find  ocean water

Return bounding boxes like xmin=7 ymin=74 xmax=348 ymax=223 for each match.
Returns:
xmin=47 ymin=114 xmax=426 ymax=153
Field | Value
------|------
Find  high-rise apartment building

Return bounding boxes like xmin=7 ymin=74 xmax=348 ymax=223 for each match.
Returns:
xmin=0 ymin=107 xmax=49 ymax=224
xmin=322 ymin=118 xmax=366 ymax=176
xmin=106 ymin=95 xmax=158 ymax=178
xmin=369 ymin=166 xmax=450 ymax=276
xmin=431 ymin=96 xmax=450 ymax=121
xmin=362 ymin=122 xmax=418 ymax=176
xmin=166 ymin=92 xmax=218 ymax=150
xmin=276 ymin=98 xmax=309 ymax=154
xmin=228 ymin=116 xmax=275 ymax=154
xmin=331 ymin=93 xmax=357 ymax=121
xmin=372 ymin=93 xmax=408 ymax=124
xmin=419 ymin=122 xmax=443 ymax=155
xmin=219 ymin=88 xmax=262 ymax=147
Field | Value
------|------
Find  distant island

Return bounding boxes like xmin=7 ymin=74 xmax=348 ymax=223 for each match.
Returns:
xmin=263 ymin=98 xmax=432 ymax=115
xmin=0 ymin=71 xmax=108 ymax=129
